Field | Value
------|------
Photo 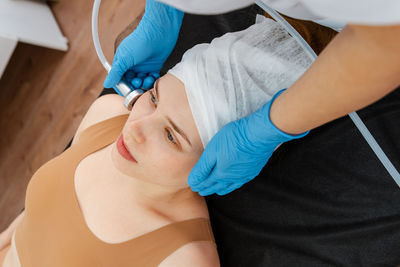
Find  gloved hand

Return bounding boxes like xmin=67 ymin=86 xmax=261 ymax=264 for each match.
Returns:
xmin=103 ymin=0 xmax=184 ymax=90
xmin=188 ymin=90 xmax=308 ymax=196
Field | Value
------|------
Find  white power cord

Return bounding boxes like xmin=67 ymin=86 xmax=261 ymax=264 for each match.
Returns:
xmin=91 ymin=0 xmax=144 ymax=110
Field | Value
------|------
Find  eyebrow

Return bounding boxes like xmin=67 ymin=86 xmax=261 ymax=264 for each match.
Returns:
xmin=155 ymin=80 xmax=192 ymax=147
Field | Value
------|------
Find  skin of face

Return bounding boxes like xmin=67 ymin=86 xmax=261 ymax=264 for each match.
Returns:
xmin=111 ymin=73 xmax=204 ymax=189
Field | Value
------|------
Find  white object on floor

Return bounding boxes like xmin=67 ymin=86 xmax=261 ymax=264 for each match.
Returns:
xmin=0 ymin=0 xmax=68 ymax=79
xmin=0 ymin=34 xmax=17 ymax=78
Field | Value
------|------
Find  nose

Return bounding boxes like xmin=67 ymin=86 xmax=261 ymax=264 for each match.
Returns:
xmin=129 ymin=119 xmax=146 ymax=144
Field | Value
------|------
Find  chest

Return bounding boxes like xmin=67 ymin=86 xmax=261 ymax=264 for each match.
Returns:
xmin=73 ymin=145 xmax=164 ymax=244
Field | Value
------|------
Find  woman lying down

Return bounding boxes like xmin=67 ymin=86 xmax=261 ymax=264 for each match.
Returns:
xmin=0 ymin=17 xmax=311 ymax=267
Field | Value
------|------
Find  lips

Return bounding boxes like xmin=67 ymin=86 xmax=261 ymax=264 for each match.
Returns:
xmin=116 ymin=134 xmax=137 ymax=162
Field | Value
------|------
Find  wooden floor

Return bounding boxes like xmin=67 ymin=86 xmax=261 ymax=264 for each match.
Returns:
xmin=0 ymin=0 xmax=144 ymax=231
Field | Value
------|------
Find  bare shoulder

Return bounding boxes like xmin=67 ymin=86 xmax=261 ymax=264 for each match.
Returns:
xmin=72 ymin=94 xmax=129 ymax=145
xmin=158 ymin=241 xmax=220 ymax=267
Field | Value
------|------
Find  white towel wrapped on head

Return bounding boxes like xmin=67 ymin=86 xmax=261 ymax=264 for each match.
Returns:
xmin=169 ymin=16 xmax=312 ymax=148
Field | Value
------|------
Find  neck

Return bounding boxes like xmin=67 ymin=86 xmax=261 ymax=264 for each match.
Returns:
xmin=124 ymin=176 xmax=201 ymax=209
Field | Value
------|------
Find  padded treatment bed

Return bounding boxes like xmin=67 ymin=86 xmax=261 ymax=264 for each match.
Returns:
xmin=95 ymin=5 xmax=400 ymax=266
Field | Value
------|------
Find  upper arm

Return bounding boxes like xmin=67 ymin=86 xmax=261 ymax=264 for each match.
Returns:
xmin=72 ymin=94 xmax=129 ymax=145
xmin=158 ymin=241 xmax=220 ymax=267
xmin=348 ymin=24 xmax=400 ymax=49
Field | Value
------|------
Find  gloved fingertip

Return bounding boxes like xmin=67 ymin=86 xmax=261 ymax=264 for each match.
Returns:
xmin=189 ymin=185 xmax=201 ymax=191
xmin=136 ymin=72 xmax=147 ymax=78
xmin=216 ymin=190 xmax=232 ymax=196
xmin=187 ymin=174 xmax=202 ymax=187
xmin=216 ymin=183 xmax=241 ymax=196
xmin=190 ymin=186 xmax=201 ymax=192
xmin=104 ymin=61 xmax=126 ymax=88
xmin=216 ymin=191 xmax=229 ymax=196
xmin=103 ymin=75 xmax=116 ymax=88
xmin=131 ymin=78 xmax=143 ymax=89
xmin=149 ymin=72 xmax=160 ymax=79
xmin=198 ymin=190 xmax=213 ymax=196
xmin=125 ymin=70 xmax=136 ymax=80
xmin=142 ymin=76 xmax=155 ymax=89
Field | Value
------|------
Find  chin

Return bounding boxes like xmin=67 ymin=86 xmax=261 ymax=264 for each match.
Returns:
xmin=110 ymin=144 xmax=139 ymax=176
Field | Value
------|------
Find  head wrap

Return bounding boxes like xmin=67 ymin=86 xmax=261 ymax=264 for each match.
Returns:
xmin=169 ymin=16 xmax=312 ymax=148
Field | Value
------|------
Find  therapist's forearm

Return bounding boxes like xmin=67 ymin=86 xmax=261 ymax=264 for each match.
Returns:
xmin=270 ymin=24 xmax=400 ymax=135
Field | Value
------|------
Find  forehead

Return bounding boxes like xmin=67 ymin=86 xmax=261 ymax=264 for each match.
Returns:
xmin=157 ymin=74 xmax=203 ymax=152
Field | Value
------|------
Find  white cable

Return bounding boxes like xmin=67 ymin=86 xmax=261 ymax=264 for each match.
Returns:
xmin=256 ymin=0 xmax=400 ymax=188
xmin=91 ymin=0 xmax=145 ymax=109
xmin=348 ymin=112 xmax=400 ymax=187
xmin=92 ymin=0 xmax=111 ymax=72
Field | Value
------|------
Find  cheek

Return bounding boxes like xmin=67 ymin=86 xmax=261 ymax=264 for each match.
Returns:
xmin=146 ymin=150 xmax=199 ymax=184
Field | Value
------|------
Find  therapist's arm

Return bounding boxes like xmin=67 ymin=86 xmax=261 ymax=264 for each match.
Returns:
xmin=270 ymin=24 xmax=400 ymax=134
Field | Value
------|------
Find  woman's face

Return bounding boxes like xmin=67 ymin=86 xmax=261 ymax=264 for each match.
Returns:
xmin=111 ymin=74 xmax=204 ymax=188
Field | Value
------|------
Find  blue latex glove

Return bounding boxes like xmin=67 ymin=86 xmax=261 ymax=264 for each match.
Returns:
xmin=103 ymin=0 xmax=184 ymax=90
xmin=188 ymin=90 xmax=308 ymax=196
